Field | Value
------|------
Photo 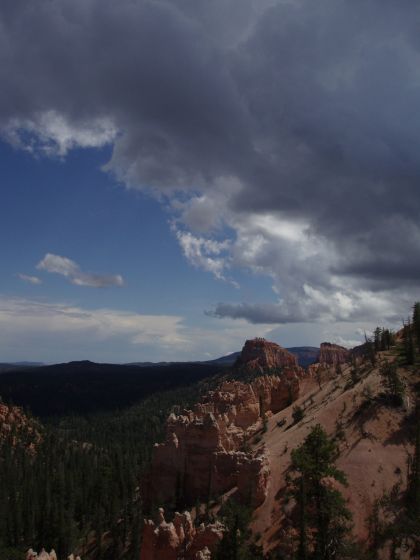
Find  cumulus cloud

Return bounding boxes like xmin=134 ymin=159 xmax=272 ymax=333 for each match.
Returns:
xmin=2 ymin=0 xmax=420 ymax=326
xmin=175 ymin=229 xmax=234 ymax=282
xmin=208 ymin=287 xmax=406 ymax=326
xmin=18 ymin=273 xmax=42 ymax=285
xmin=0 ymin=296 xmax=275 ymax=362
xmin=3 ymin=111 xmax=116 ymax=157
xmin=37 ymin=253 xmax=124 ymax=288
xmin=0 ymin=296 xmax=185 ymax=347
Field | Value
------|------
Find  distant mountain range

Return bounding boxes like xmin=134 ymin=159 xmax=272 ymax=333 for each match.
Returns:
xmin=0 ymin=346 xmax=319 ymax=375
xmin=0 ymin=362 xmax=44 ymax=373
xmin=0 ymin=347 xmax=319 ymax=416
xmin=128 ymin=346 xmax=319 ymax=368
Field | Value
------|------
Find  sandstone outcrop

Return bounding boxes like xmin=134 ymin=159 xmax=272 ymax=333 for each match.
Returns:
xmin=143 ymin=339 xmax=307 ymax=559
xmin=1 ymin=403 xmax=40 ymax=451
xmin=147 ymin=372 xmax=302 ymax=507
xmin=234 ymin=338 xmax=298 ymax=373
xmin=147 ymin=339 xmax=305 ymax=510
xmin=316 ymin=342 xmax=350 ymax=366
xmin=25 ymin=550 xmax=64 ymax=560
xmin=140 ymin=509 xmax=223 ymax=560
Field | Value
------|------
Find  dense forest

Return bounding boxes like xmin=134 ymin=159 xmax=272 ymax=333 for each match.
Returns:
xmin=1 ymin=307 xmax=420 ymax=560
xmin=0 ymin=362 xmax=226 ymax=417
xmin=0 ymin=371 xmax=221 ymax=559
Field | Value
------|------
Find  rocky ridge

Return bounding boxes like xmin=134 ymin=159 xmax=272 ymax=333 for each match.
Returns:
xmin=141 ymin=335 xmax=420 ymax=560
xmin=234 ymin=338 xmax=298 ymax=373
xmin=142 ymin=340 xmax=305 ymax=559
xmin=147 ymin=341 xmax=303 ymax=509
xmin=316 ymin=342 xmax=350 ymax=365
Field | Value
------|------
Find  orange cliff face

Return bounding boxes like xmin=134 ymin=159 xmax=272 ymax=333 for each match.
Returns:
xmin=234 ymin=338 xmax=298 ymax=373
xmin=317 ymin=342 xmax=350 ymax=366
xmin=141 ymin=339 xmax=307 ymax=560
xmin=145 ymin=340 xmax=304 ymax=510
xmin=140 ymin=509 xmax=224 ymax=560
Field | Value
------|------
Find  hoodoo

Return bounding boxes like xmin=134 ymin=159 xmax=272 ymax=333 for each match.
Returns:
xmin=143 ymin=339 xmax=306 ymax=558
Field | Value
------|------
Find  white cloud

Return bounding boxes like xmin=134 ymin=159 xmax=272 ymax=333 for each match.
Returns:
xmin=0 ymin=297 xmax=185 ymax=348
xmin=3 ymin=111 xmax=117 ymax=157
xmin=175 ymin=229 xmax=236 ymax=284
xmin=1 ymin=0 xmax=418 ymax=339
xmin=37 ymin=253 xmax=124 ymax=288
xmin=0 ymin=296 xmax=275 ymax=362
xmin=18 ymin=273 xmax=42 ymax=285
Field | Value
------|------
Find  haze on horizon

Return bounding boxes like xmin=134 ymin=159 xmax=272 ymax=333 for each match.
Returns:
xmin=1 ymin=0 xmax=419 ymax=363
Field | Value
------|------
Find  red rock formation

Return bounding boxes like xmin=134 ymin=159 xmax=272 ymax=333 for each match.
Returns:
xmin=140 ymin=509 xmax=223 ymax=560
xmin=317 ymin=342 xmax=350 ymax=366
xmin=25 ymin=550 xmax=61 ymax=560
xmin=143 ymin=339 xmax=307 ymax=559
xmin=0 ymin=403 xmax=41 ymax=451
xmin=234 ymin=338 xmax=298 ymax=373
xmin=236 ymin=447 xmax=270 ymax=507
xmin=147 ymin=371 xmax=303 ymax=507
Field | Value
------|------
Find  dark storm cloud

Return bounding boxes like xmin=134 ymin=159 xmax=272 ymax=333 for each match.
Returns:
xmin=2 ymin=0 xmax=420 ymax=314
xmin=207 ymin=302 xmax=311 ymax=324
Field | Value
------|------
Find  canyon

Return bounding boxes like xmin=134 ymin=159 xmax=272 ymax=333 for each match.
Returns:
xmin=141 ymin=337 xmax=419 ymax=560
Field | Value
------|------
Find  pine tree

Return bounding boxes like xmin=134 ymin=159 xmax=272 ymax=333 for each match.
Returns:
xmin=297 ymin=475 xmax=308 ymax=560
xmin=403 ymin=321 xmax=415 ymax=365
xmin=373 ymin=327 xmax=382 ymax=353
xmin=290 ymin=425 xmax=353 ymax=560
xmin=364 ymin=333 xmax=376 ymax=366
xmin=408 ymin=401 xmax=420 ymax=519
xmin=412 ymin=302 xmax=420 ymax=353
xmin=380 ymin=360 xmax=405 ymax=406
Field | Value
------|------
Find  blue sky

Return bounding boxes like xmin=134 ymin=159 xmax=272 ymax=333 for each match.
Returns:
xmin=0 ymin=140 xmax=292 ymax=362
xmin=1 ymin=0 xmax=418 ymax=362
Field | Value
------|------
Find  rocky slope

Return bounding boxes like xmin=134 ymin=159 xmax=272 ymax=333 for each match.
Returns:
xmin=252 ymin=352 xmax=417 ymax=557
xmin=141 ymin=339 xmax=419 ymax=559
xmin=142 ymin=339 xmax=306 ymax=559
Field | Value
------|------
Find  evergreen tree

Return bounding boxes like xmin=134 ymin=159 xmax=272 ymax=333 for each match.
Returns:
xmin=412 ymin=302 xmax=420 ymax=353
xmin=373 ymin=328 xmax=382 ymax=353
xmin=215 ymin=500 xmax=264 ymax=560
xmin=402 ymin=321 xmax=415 ymax=365
xmin=290 ymin=425 xmax=353 ymax=560
xmin=379 ymin=360 xmax=405 ymax=406
xmin=408 ymin=401 xmax=420 ymax=520
xmin=364 ymin=333 xmax=376 ymax=366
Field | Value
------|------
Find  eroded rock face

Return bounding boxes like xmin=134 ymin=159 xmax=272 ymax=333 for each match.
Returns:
xmin=140 ymin=509 xmax=223 ymax=560
xmin=236 ymin=447 xmax=270 ymax=508
xmin=317 ymin=342 xmax=350 ymax=366
xmin=234 ymin=338 xmax=298 ymax=373
xmin=143 ymin=339 xmax=306 ymax=559
xmin=25 ymin=550 xmax=64 ymax=560
xmin=147 ymin=371 xmax=302 ymax=507
xmin=0 ymin=403 xmax=40 ymax=451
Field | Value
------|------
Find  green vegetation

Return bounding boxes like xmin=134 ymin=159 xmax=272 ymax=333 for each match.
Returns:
xmin=407 ymin=401 xmax=420 ymax=520
xmin=289 ymin=425 xmax=353 ymax=560
xmin=379 ymin=360 xmax=405 ymax=406
xmin=0 ymin=383 xmax=206 ymax=559
xmin=292 ymin=405 xmax=305 ymax=424
xmin=413 ymin=302 xmax=420 ymax=353
xmin=215 ymin=500 xmax=264 ymax=560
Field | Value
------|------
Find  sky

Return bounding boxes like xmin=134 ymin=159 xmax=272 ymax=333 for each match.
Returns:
xmin=0 ymin=0 xmax=419 ymax=363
